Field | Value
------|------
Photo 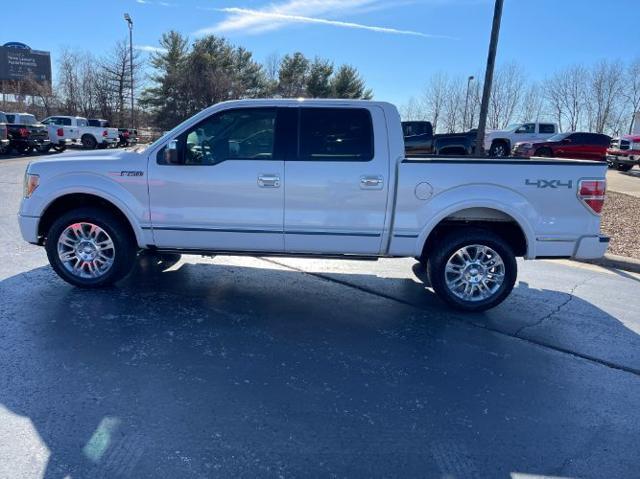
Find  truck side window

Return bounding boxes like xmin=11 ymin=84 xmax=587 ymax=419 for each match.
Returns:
xmin=515 ymin=123 xmax=535 ymax=134
xmin=299 ymin=108 xmax=374 ymax=161
xmin=539 ymin=124 xmax=556 ymax=134
xmin=159 ymin=108 xmax=277 ymax=166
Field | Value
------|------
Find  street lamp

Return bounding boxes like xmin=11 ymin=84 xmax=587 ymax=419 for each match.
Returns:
xmin=124 ymin=13 xmax=134 ymax=129
xmin=463 ymin=75 xmax=474 ymax=131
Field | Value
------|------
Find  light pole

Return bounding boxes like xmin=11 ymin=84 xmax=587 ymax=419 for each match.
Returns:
xmin=474 ymin=0 xmax=504 ymax=155
xmin=462 ymin=75 xmax=474 ymax=131
xmin=124 ymin=13 xmax=134 ymax=128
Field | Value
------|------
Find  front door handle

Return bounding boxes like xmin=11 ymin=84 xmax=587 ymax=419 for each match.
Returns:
xmin=258 ymin=174 xmax=280 ymax=188
xmin=360 ymin=175 xmax=383 ymax=189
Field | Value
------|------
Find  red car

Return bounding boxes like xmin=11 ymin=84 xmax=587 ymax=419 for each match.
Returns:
xmin=512 ymin=132 xmax=611 ymax=161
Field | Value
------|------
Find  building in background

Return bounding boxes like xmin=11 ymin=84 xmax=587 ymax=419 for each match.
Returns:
xmin=0 ymin=42 xmax=52 ymax=99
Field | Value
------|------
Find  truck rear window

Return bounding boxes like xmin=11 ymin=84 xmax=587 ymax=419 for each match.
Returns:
xmin=299 ymin=108 xmax=374 ymax=161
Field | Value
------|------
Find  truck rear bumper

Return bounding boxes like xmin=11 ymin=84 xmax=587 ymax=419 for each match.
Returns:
xmin=573 ymin=235 xmax=609 ymax=259
xmin=18 ymin=214 xmax=40 ymax=245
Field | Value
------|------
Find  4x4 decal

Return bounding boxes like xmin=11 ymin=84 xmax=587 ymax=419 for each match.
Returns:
xmin=525 ymin=179 xmax=573 ymax=189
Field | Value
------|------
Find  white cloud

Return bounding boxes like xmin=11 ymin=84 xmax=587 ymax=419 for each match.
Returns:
xmin=195 ymin=0 xmax=448 ymax=38
xmin=135 ymin=45 xmax=168 ymax=53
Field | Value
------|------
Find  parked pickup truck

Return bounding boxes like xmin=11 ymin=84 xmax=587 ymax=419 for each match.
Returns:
xmin=40 ymin=116 xmax=81 ymax=152
xmin=18 ymin=99 xmax=609 ymax=311
xmin=4 ymin=112 xmax=51 ymax=154
xmin=485 ymin=122 xmax=559 ymax=157
xmin=0 ymin=112 xmax=9 ymax=154
xmin=44 ymin=116 xmax=118 ymax=149
xmin=402 ymin=121 xmax=477 ymax=156
xmin=118 ymin=128 xmax=138 ymax=147
xmin=606 ymin=135 xmax=640 ymax=172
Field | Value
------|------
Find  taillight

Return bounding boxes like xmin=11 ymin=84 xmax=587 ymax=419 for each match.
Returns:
xmin=578 ymin=179 xmax=606 ymax=215
xmin=57 ymin=127 xmax=64 ymax=137
xmin=124 ymin=131 xmax=130 ymax=138
xmin=102 ymin=130 xmax=108 ymax=137
xmin=18 ymin=127 xmax=29 ymax=138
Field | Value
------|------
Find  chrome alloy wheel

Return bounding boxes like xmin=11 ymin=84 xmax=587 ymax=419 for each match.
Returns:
xmin=444 ymin=244 xmax=506 ymax=302
xmin=57 ymin=222 xmax=115 ymax=279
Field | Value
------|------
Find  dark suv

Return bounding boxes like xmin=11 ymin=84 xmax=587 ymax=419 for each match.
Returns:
xmin=512 ymin=132 xmax=611 ymax=161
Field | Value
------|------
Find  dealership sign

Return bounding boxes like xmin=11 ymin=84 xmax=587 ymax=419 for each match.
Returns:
xmin=0 ymin=42 xmax=52 ymax=84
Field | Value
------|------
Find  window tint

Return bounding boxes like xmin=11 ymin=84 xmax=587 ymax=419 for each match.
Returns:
xmin=77 ymin=118 xmax=88 ymax=127
xmin=299 ymin=108 xmax=373 ymax=161
xmin=6 ymin=114 xmax=16 ymax=123
xmin=516 ymin=123 xmax=535 ymax=134
xmin=88 ymin=119 xmax=100 ymax=127
xmin=163 ymin=108 xmax=277 ymax=165
xmin=539 ymin=124 xmax=556 ymax=134
xmin=60 ymin=117 xmax=72 ymax=126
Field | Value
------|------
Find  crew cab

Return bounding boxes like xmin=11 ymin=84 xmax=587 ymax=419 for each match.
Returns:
xmin=18 ymin=100 xmax=609 ymax=311
xmin=606 ymin=135 xmax=640 ymax=171
xmin=0 ymin=112 xmax=9 ymax=154
xmin=512 ymin=132 xmax=611 ymax=161
xmin=402 ymin=121 xmax=477 ymax=156
xmin=485 ymin=122 xmax=559 ymax=157
xmin=39 ymin=116 xmax=81 ymax=152
xmin=43 ymin=116 xmax=118 ymax=149
xmin=4 ymin=112 xmax=50 ymax=154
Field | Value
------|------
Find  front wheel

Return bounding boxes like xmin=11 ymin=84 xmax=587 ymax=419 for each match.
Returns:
xmin=616 ymin=163 xmax=633 ymax=172
xmin=425 ymin=228 xmax=517 ymax=311
xmin=45 ymin=207 xmax=137 ymax=288
xmin=489 ymin=142 xmax=509 ymax=157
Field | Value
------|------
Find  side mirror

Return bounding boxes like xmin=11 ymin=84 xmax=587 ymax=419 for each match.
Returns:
xmin=164 ymin=139 xmax=181 ymax=164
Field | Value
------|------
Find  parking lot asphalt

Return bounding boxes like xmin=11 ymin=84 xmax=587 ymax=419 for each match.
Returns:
xmin=1 ymin=154 xmax=639 ymax=478
xmin=607 ymin=168 xmax=640 ymax=198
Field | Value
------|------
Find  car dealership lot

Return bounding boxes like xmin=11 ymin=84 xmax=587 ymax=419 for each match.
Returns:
xmin=1 ymin=155 xmax=640 ymax=478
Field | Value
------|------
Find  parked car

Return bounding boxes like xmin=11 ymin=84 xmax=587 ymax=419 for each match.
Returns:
xmin=4 ymin=112 xmax=50 ymax=154
xmin=484 ymin=122 xmax=559 ymax=157
xmin=18 ymin=99 xmax=609 ymax=312
xmin=606 ymin=135 xmax=640 ymax=171
xmin=512 ymin=132 xmax=611 ymax=161
xmin=44 ymin=116 xmax=118 ymax=149
xmin=0 ymin=112 xmax=9 ymax=154
xmin=39 ymin=116 xmax=81 ymax=152
xmin=402 ymin=121 xmax=477 ymax=156
xmin=118 ymin=128 xmax=138 ymax=147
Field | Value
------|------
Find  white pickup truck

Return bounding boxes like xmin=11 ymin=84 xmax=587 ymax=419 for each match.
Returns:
xmin=485 ymin=122 xmax=559 ymax=157
xmin=43 ymin=116 xmax=118 ymax=149
xmin=40 ymin=115 xmax=81 ymax=152
xmin=18 ymin=100 xmax=609 ymax=311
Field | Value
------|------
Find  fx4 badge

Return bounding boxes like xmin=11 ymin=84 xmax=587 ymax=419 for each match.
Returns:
xmin=120 ymin=171 xmax=144 ymax=177
xmin=525 ymin=179 xmax=572 ymax=189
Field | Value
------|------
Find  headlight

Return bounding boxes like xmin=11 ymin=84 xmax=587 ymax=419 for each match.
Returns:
xmin=23 ymin=173 xmax=39 ymax=198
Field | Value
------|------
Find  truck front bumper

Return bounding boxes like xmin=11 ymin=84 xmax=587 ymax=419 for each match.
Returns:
xmin=607 ymin=154 xmax=639 ymax=166
xmin=573 ymin=235 xmax=609 ymax=260
xmin=18 ymin=214 xmax=40 ymax=244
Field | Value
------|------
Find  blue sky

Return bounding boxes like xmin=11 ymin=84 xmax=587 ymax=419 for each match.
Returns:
xmin=3 ymin=0 xmax=638 ymax=106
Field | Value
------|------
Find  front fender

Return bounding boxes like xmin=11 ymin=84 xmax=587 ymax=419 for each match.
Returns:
xmin=22 ymin=172 xmax=149 ymax=247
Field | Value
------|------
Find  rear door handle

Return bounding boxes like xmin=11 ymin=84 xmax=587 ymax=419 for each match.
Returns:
xmin=258 ymin=174 xmax=280 ymax=188
xmin=360 ymin=175 xmax=383 ymax=189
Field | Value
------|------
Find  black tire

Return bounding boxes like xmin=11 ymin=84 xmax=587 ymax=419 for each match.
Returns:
xmin=534 ymin=147 xmax=552 ymax=157
xmin=52 ymin=144 xmax=67 ymax=153
xmin=45 ymin=207 xmax=138 ymax=288
xmin=38 ymin=144 xmax=52 ymax=154
xmin=616 ymin=163 xmax=633 ymax=172
xmin=81 ymin=134 xmax=98 ymax=149
xmin=489 ymin=141 xmax=509 ymax=157
xmin=425 ymin=228 xmax=517 ymax=312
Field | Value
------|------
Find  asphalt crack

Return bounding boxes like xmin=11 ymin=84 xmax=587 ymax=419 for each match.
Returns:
xmin=259 ymin=257 xmax=640 ymax=378
xmin=514 ymin=275 xmax=595 ymax=337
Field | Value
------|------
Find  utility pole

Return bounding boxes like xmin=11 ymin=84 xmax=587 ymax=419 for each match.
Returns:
xmin=124 ymin=13 xmax=134 ymax=128
xmin=474 ymin=0 xmax=504 ymax=155
xmin=462 ymin=75 xmax=474 ymax=131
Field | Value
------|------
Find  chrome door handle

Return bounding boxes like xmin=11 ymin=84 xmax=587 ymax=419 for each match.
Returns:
xmin=360 ymin=175 xmax=383 ymax=189
xmin=258 ymin=174 xmax=280 ymax=188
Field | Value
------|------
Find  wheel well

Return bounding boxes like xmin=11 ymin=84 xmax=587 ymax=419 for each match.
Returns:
xmin=422 ymin=208 xmax=528 ymax=258
xmin=37 ymin=193 xmax=136 ymax=245
xmin=491 ymin=138 xmax=510 ymax=149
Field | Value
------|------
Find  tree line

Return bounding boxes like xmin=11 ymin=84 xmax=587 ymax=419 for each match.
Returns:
xmin=139 ymin=31 xmax=372 ymax=130
xmin=402 ymin=59 xmax=640 ymax=136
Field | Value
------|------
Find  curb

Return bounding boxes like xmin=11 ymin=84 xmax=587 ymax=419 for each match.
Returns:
xmin=580 ymin=254 xmax=640 ymax=274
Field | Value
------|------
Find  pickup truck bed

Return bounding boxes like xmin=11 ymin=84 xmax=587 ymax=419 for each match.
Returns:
xmin=18 ymin=99 xmax=608 ymax=311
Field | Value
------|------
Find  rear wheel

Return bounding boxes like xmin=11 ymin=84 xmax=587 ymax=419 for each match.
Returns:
xmin=489 ymin=141 xmax=509 ymax=157
xmin=52 ymin=144 xmax=67 ymax=153
xmin=616 ymin=163 xmax=633 ymax=172
xmin=81 ymin=134 xmax=97 ymax=149
xmin=425 ymin=228 xmax=517 ymax=311
xmin=45 ymin=207 xmax=137 ymax=288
